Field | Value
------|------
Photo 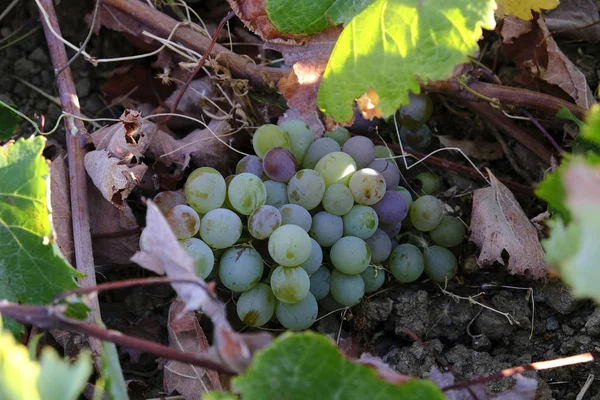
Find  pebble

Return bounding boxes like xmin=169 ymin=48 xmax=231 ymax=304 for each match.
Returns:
xmin=546 ymin=316 xmax=559 ymax=332
xmin=28 ymin=48 xmax=49 ymax=64
xmin=13 ymin=58 xmax=39 ymax=78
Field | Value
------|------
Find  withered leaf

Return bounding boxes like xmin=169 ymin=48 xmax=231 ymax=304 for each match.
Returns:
xmin=545 ymin=0 xmax=600 ymax=43
xmin=164 ymin=299 xmax=221 ymax=399
xmin=470 ymin=171 xmax=547 ymax=279
xmin=49 ymin=149 xmax=74 ymax=265
xmin=437 ymin=136 xmax=504 ymax=161
xmin=86 ymin=4 xmax=151 ymax=44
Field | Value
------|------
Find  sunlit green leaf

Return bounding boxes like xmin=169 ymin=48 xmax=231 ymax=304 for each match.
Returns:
xmin=0 ymin=103 xmax=20 ymax=141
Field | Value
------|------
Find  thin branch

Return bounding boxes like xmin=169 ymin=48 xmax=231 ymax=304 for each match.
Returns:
xmin=521 ymin=108 xmax=563 ymax=154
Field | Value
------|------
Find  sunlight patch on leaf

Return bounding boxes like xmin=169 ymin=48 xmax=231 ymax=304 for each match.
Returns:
xmin=495 ymin=0 xmax=559 ymax=20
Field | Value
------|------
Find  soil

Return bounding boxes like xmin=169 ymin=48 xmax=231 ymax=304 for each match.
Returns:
xmin=3 ymin=1 xmax=600 ymax=399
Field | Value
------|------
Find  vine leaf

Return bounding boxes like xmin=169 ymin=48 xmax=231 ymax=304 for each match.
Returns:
xmin=495 ymin=0 xmax=559 ymax=20
xmin=470 ymin=170 xmax=547 ymax=279
xmin=0 ymin=137 xmax=82 ymax=313
xmin=232 ymin=332 xmax=445 ymax=400
xmin=317 ymin=0 xmax=496 ymax=122
xmin=0 ymin=103 xmax=20 ymax=141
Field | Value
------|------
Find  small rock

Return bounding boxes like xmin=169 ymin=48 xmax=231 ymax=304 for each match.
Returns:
xmin=384 ymin=339 xmax=442 ymax=377
xmin=546 ymin=316 xmax=559 ymax=332
xmin=561 ymin=324 xmax=574 ymax=336
xmin=472 ymin=334 xmax=492 ymax=352
xmin=75 ymin=78 xmax=91 ymax=98
xmin=359 ymin=297 xmax=393 ymax=330
xmin=492 ymin=291 xmax=531 ymax=326
xmin=388 ymin=289 xmax=429 ymax=338
xmin=28 ymin=48 xmax=48 ymax=64
xmin=538 ymin=281 xmax=580 ymax=314
xmin=427 ymin=295 xmax=475 ymax=341
xmin=585 ymin=308 xmax=600 ymax=336
xmin=0 ymin=94 xmax=15 ymax=106
xmin=475 ymin=309 xmax=516 ymax=340
xmin=13 ymin=58 xmax=39 ymax=78
xmin=560 ymin=335 xmax=592 ymax=355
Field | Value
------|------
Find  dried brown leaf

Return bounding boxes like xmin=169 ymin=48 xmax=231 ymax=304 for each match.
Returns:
xmin=86 ymin=4 xmax=151 ymax=43
xmin=84 ymin=150 xmax=147 ymax=208
xmin=437 ymin=136 xmax=504 ymax=161
xmin=49 ymin=149 xmax=74 ymax=264
xmin=469 ymin=171 xmax=547 ymax=279
xmin=164 ymin=299 xmax=221 ymax=399
xmin=545 ymin=0 xmax=600 ymax=42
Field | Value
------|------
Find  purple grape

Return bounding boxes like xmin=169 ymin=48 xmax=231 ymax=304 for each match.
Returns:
xmin=380 ymin=222 xmax=402 ymax=237
xmin=368 ymin=159 xmax=400 ymax=190
xmin=236 ymin=155 xmax=265 ymax=180
xmin=373 ymin=190 xmax=409 ymax=224
xmin=342 ymin=136 xmax=376 ymax=169
xmin=365 ymin=228 xmax=392 ymax=264
xmin=263 ymin=147 xmax=297 ymax=182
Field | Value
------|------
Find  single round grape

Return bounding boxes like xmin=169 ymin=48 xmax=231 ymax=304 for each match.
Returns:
xmin=318 ymin=293 xmax=345 ymax=312
xmin=416 ymin=172 xmax=440 ymax=195
xmin=349 ymin=168 xmax=386 ymax=205
xmin=268 ymin=225 xmax=312 ymax=267
xmin=314 ymin=151 xmax=357 ymax=187
xmin=330 ymin=236 xmax=371 ymax=275
xmin=389 ymin=243 xmax=424 ymax=283
xmin=374 ymin=145 xmax=394 ymax=159
xmin=365 ymin=228 xmax=392 ymax=264
xmin=360 ymin=266 xmax=385 ymax=293
xmin=309 ymin=266 xmax=330 ymax=300
xmin=423 ymin=245 xmax=458 ymax=282
xmin=200 ymin=208 xmax=242 ymax=249
xmin=367 ymin=159 xmax=400 ymax=190
xmin=397 ymin=91 xmax=433 ymax=130
xmin=236 ymin=283 xmax=276 ymax=327
xmin=154 ymin=190 xmax=186 ymax=214
xmin=185 ymin=167 xmax=226 ymax=214
xmin=395 ymin=186 xmax=413 ymax=207
xmin=165 ymin=205 xmax=200 ymax=240
xmin=325 ymin=127 xmax=351 ymax=146
xmin=219 ymin=247 xmax=264 ymax=292
xmin=248 ymin=205 xmax=282 ymax=240
xmin=342 ymin=205 xmax=379 ymax=239
xmin=342 ymin=136 xmax=376 ymax=169
xmin=264 ymin=180 xmax=288 ymax=208
xmin=271 ymin=265 xmax=310 ymax=304
xmin=410 ymin=195 xmax=444 ymax=232
xmin=322 ymin=184 xmax=354 ymax=216
xmin=279 ymin=204 xmax=312 ymax=232
xmin=179 ymin=238 xmax=214 ymax=279
xmin=263 ymin=147 xmax=297 ymax=182
xmin=252 ymin=124 xmax=291 ymax=159
xmin=309 ymin=211 xmax=343 ymax=247
xmin=399 ymin=125 xmax=432 ymax=151
xmin=287 ymin=169 xmax=326 ymax=210
xmin=380 ymin=222 xmax=402 ymax=238
xmin=228 ymin=173 xmax=267 ymax=216
xmin=330 ymin=270 xmax=365 ymax=306
xmin=235 ymin=155 xmax=266 ymax=180
xmin=280 ymin=120 xmax=314 ymax=164
xmin=372 ymin=190 xmax=409 ymax=224
xmin=276 ymin=292 xmax=318 ymax=330
xmin=299 ymin=238 xmax=323 ymax=275
xmin=302 ymin=137 xmax=340 ymax=169
xmin=429 ymin=216 xmax=466 ymax=248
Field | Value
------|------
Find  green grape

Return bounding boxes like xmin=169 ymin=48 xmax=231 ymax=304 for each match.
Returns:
xmin=399 ymin=124 xmax=432 ymax=151
xmin=179 ymin=238 xmax=214 ymax=279
xmin=349 ymin=168 xmax=386 ymax=205
xmin=388 ymin=243 xmax=424 ymax=283
xmin=322 ymin=184 xmax=354 ymax=216
xmin=318 ymin=293 xmax=345 ymax=312
xmin=219 ymin=247 xmax=264 ymax=292
xmin=222 ymin=175 xmax=235 ymax=210
xmin=309 ymin=266 xmax=330 ymax=300
xmin=236 ymin=283 xmax=276 ymax=327
xmin=416 ymin=172 xmax=440 ymax=195
xmin=325 ymin=127 xmax=351 ymax=146
xmin=228 ymin=173 xmax=267 ymax=216
xmin=342 ymin=205 xmax=379 ymax=240
xmin=153 ymin=190 xmax=186 ymax=214
xmin=252 ymin=124 xmax=291 ymax=159
xmin=279 ymin=203 xmax=312 ymax=232
xmin=268 ymin=225 xmax=312 ymax=266
xmin=165 ymin=205 xmax=200 ymax=240
xmin=280 ymin=120 xmax=314 ymax=164
xmin=330 ymin=236 xmax=371 ymax=275
xmin=375 ymin=145 xmax=395 ymax=160
xmin=395 ymin=186 xmax=413 ymax=207
xmin=303 ymin=138 xmax=341 ymax=169
xmin=276 ymin=292 xmax=318 ymax=330
xmin=185 ymin=167 xmax=226 ymax=214
xmin=264 ymin=180 xmax=288 ymax=208
xmin=287 ymin=169 xmax=326 ymax=210
xmin=409 ymin=195 xmax=444 ymax=232
xmin=199 ymin=208 xmax=242 ymax=249
xmin=423 ymin=245 xmax=458 ymax=282
xmin=397 ymin=91 xmax=433 ymax=130
xmin=299 ymin=238 xmax=323 ymax=275
xmin=429 ymin=216 xmax=466 ymax=248
xmin=360 ymin=266 xmax=385 ymax=293
xmin=270 ymin=265 xmax=310 ymax=304
xmin=248 ymin=205 xmax=282 ymax=240
xmin=314 ymin=151 xmax=357 ymax=187
xmin=309 ymin=211 xmax=343 ymax=247
xmin=330 ymin=270 xmax=365 ymax=306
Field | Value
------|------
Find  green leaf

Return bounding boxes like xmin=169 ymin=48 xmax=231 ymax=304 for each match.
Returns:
xmin=266 ymin=0 xmax=375 ymax=35
xmin=582 ymin=104 xmax=600 ymax=145
xmin=317 ymin=0 xmax=496 ymax=122
xmin=535 ymin=161 xmax=571 ymax=222
xmin=0 ymin=322 xmax=41 ymax=400
xmin=101 ymin=340 xmax=128 ymax=400
xmin=0 ymin=137 xmax=82 ymax=312
xmin=0 ymin=103 xmax=21 ymax=141
xmin=203 ymin=391 xmax=239 ymax=400
xmin=555 ymin=105 xmax=583 ymax=127
xmin=233 ymin=332 xmax=445 ymax=400
xmin=38 ymin=348 xmax=93 ymax=400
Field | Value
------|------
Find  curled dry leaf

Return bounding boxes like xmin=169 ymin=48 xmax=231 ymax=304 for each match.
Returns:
xmin=84 ymin=150 xmax=147 ymax=208
xmin=49 ymin=149 xmax=74 ymax=264
xmin=470 ymin=171 xmax=547 ymax=279
xmin=164 ymin=299 xmax=221 ymax=399
xmin=545 ymin=0 xmax=600 ymax=42
xmin=86 ymin=4 xmax=152 ymax=44
xmin=437 ymin=136 xmax=504 ymax=161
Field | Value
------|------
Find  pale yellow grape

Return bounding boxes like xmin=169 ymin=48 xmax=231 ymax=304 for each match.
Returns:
xmin=252 ymin=124 xmax=291 ymax=159
xmin=184 ymin=167 xmax=226 ymax=214
xmin=349 ymin=168 xmax=386 ymax=205
xmin=314 ymin=151 xmax=357 ymax=187
xmin=268 ymin=225 xmax=312 ymax=267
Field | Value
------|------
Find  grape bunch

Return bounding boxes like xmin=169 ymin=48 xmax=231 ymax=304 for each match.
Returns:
xmin=154 ymin=118 xmax=465 ymax=331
